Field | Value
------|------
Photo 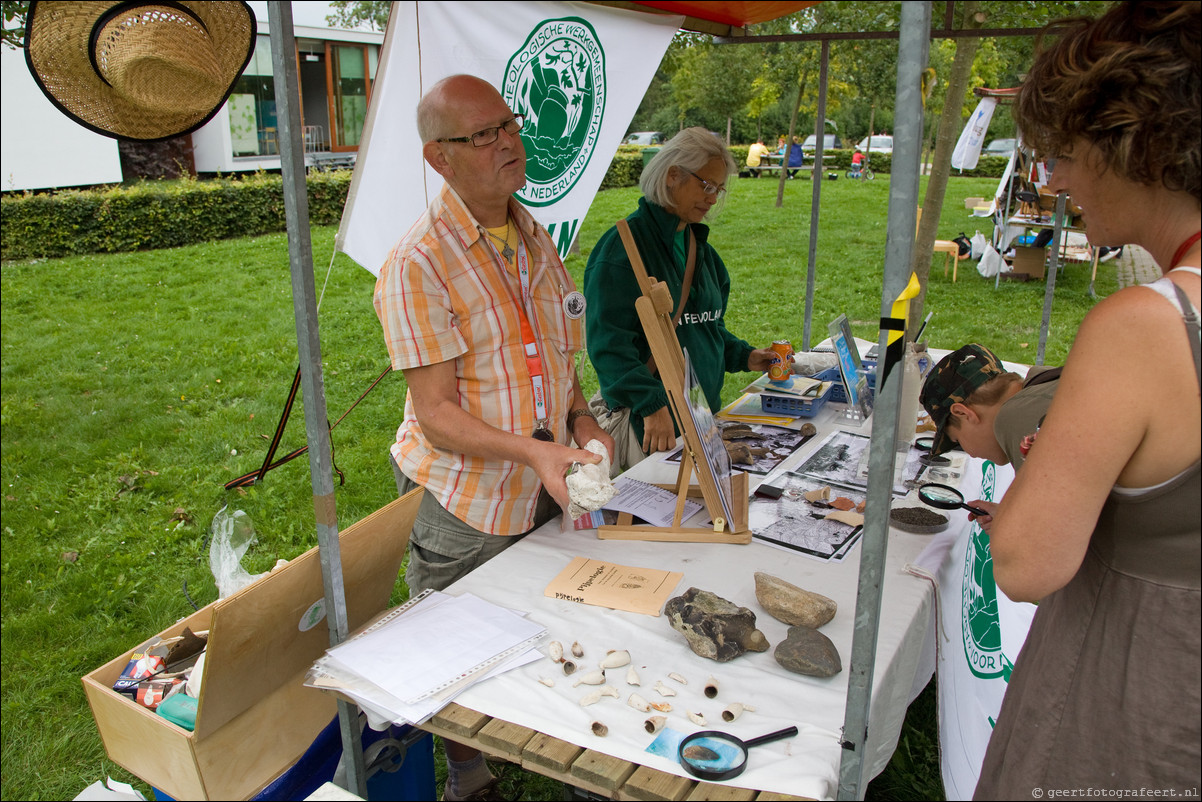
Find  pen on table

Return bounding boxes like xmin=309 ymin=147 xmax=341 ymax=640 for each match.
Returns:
xmin=913 ymin=312 xmax=933 ymax=344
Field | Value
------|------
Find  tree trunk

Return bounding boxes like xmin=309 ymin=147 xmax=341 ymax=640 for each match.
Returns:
xmin=910 ymin=1 xmax=985 ymax=332
xmin=776 ymin=67 xmax=809 ymax=208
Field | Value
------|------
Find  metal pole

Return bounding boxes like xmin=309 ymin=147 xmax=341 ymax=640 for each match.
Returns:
xmin=266 ymin=3 xmax=367 ymax=796
xmin=837 ymin=2 xmax=931 ymax=799
xmin=1036 ymin=192 xmax=1067 ymax=366
xmin=803 ymin=40 xmax=830 ymax=351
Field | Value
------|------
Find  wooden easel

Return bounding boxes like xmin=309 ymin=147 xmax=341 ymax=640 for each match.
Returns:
xmin=597 ymin=220 xmax=752 ymax=544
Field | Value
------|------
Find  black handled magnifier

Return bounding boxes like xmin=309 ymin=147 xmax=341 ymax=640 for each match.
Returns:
xmin=678 ymin=725 xmax=799 ymax=781
xmin=914 ymin=436 xmax=935 ymax=452
xmin=918 ymin=483 xmax=990 ymax=517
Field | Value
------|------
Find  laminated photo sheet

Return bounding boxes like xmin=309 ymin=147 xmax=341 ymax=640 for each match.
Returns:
xmin=749 ymin=473 xmax=866 ymax=561
xmin=795 ymin=430 xmax=921 ymax=496
xmin=662 ymin=421 xmax=815 ymax=476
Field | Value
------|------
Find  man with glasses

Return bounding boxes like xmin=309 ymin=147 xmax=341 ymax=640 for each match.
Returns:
xmin=583 ymin=127 xmax=777 ymax=473
xmin=373 ymin=74 xmax=612 ymax=801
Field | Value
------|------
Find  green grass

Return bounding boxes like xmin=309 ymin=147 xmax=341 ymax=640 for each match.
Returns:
xmin=1 ymin=174 xmax=1117 ymax=800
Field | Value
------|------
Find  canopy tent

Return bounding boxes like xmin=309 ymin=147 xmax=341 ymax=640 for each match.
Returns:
xmin=268 ymin=3 xmax=993 ymax=798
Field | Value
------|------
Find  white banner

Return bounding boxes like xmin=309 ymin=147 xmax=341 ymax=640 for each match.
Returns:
xmin=951 ymin=96 xmax=996 ymax=171
xmin=930 ymin=460 xmax=1036 ymax=799
xmin=336 ymin=1 xmax=682 ymax=276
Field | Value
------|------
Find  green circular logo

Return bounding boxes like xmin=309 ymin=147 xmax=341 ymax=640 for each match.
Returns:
xmin=503 ymin=17 xmax=606 ymax=207
xmin=961 ymin=462 xmax=1002 ymax=678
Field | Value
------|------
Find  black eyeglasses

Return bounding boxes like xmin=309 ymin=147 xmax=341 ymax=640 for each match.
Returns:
xmin=686 ymin=169 xmax=726 ymax=197
xmin=438 ymin=114 xmax=525 ymax=148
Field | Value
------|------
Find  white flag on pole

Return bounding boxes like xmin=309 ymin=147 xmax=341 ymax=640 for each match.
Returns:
xmin=335 ymin=1 xmax=682 ymax=276
xmin=951 ymin=96 xmax=997 ymax=171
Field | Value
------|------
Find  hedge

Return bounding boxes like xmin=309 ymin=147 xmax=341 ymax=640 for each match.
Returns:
xmin=1 ymin=150 xmax=1009 ymax=260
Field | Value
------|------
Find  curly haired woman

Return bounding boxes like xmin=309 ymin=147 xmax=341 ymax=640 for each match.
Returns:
xmin=974 ymin=2 xmax=1200 ymax=796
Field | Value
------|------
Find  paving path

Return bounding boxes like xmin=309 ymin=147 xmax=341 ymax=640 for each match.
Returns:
xmin=1114 ymin=244 xmax=1162 ymax=289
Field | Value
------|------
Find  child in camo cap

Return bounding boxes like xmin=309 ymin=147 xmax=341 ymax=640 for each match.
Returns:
xmin=920 ymin=344 xmax=1060 ymax=470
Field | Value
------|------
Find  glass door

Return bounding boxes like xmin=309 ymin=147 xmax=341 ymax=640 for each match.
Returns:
xmin=326 ymin=43 xmax=372 ymax=151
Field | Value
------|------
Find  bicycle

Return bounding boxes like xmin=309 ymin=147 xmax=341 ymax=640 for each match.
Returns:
xmin=846 ymin=163 xmax=875 ymax=181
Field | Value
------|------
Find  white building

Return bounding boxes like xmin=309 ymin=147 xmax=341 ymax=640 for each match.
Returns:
xmin=1 ymin=10 xmax=383 ymax=191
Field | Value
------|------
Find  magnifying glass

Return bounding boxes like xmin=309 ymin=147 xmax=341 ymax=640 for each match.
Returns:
xmin=914 ymin=436 xmax=934 ymax=452
xmin=918 ymin=483 xmax=990 ymax=517
xmin=678 ymin=725 xmax=799 ymax=781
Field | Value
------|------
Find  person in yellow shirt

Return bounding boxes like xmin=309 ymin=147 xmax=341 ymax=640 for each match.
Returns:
xmin=746 ymin=136 xmax=771 ymax=177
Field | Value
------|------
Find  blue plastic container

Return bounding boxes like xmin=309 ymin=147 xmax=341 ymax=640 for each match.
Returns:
xmin=153 ymin=716 xmax=435 ymax=801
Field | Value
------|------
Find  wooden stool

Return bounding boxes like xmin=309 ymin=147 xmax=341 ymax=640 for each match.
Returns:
xmin=918 ymin=207 xmax=962 ymax=282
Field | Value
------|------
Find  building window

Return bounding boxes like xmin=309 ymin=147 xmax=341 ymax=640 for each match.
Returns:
xmin=228 ymin=34 xmax=276 ymax=156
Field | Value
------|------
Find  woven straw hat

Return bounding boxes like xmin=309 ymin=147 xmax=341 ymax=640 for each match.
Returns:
xmin=25 ymin=1 xmax=256 ymax=142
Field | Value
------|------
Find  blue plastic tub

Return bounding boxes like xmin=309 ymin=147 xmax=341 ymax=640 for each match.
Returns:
xmin=154 ymin=716 xmax=435 ymax=801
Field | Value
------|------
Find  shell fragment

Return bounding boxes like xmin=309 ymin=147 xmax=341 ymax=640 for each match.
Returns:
xmin=599 ymin=649 xmax=630 ymax=669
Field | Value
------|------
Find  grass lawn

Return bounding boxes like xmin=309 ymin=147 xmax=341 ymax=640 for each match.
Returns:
xmin=0 ymin=173 xmax=1117 ymax=800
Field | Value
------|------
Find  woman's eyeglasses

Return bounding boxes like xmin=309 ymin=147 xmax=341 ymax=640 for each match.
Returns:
xmin=687 ymin=169 xmax=726 ymax=197
xmin=438 ymin=114 xmax=525 ymax=148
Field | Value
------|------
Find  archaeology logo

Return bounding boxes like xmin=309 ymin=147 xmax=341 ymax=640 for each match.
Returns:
xmin=962 ymin=461 xmax=1003 ymax=678
xmin=503 ymin=17 xmax=605 ymax=207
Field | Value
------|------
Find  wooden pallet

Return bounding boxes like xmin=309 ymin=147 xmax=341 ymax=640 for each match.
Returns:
xmin=423 ymin=703 xmax=814 ymax=801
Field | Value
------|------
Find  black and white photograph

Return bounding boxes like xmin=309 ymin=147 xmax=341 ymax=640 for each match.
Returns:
xmin=749 ymin=473 xmax=866 ymax=560
xmin=663 ymin=420 xmax=816 ymax=476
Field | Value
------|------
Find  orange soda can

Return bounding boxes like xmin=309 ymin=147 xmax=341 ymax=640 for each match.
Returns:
xmin=768 ymin=340 xmax=794 ymax=381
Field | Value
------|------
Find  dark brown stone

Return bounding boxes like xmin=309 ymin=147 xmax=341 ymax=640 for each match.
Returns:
xmin=774 ymin=625 xmax=842 ymax=677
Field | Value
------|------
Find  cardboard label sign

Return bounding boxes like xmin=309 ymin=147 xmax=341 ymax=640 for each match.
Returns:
xmin=545 ymin=557 xmax=683 ymax=616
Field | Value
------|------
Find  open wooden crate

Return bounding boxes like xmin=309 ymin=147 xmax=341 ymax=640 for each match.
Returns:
xmin=81 ymin=490 xmax=421 ymax=800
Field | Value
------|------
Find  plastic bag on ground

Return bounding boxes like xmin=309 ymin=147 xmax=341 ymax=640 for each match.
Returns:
xmin=970 ymin=231 xmax=987 ymax=260
xmin=977 ymin=244 xmax=1003 ymax=278
xmin=209 ymin=506 xmax=268 ymax=599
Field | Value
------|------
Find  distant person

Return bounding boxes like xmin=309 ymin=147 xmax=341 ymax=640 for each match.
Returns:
xmin=746 ymin=137 xmax=771 ymax=177
xmin=776 ymin=134 xmax=787 ymax=155
xmin=970 ymin=1 xmax=1200 ymax=797
xmin=786 ymin=136 xmax=804 ymax=178
xmin=850 ymin=147 xmax=864 ymax=176
xmin=920 ymin=344 xmax=1061 ymax=531
xmin=583 ymin=128 xmax=777 ymax=473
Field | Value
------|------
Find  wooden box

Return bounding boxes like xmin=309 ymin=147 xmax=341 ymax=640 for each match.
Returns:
xmin=82 ymin=490 xmax=422 ymax=800
xmin=1010 ymin=245 xmax=1047 ymax=279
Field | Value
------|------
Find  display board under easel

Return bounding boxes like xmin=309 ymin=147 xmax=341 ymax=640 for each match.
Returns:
xmin=597 ymin=220 xmax=751 ymax=544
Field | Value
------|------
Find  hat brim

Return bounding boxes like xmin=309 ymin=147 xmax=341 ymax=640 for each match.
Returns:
xmin=25 ymin=1 xmax=256 ymax=142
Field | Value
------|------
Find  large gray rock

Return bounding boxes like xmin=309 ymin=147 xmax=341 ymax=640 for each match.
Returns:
xmin=663 ymin=587 xmax=770 ymax=662
xmin=774 ymin=625 xmax=842 ymax=677
xmin=754 ymin=572 xmax=837 ymax=629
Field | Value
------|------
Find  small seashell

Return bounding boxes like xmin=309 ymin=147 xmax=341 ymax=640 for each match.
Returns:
xmin=571 ymin=641 xmax=584 ymax=658
xmin=627 ymin=693 xmax=651 ymax=712
xmin=653 ymin=680 xmax=677 ymax=697
xmin=644 ymin=715 xmax=667 ymax=734
xmin=599 ymin=649 xmax=630 ymax=669
xmin=626 ymin=666 xmax=641 ymax=686
xmin=703 ymin=676 xmax=719 ymax=699
xmin=548 ymin=641 xmax=564 ymax=662
xmin=561 ymin=659 xmax=577 ymax=675
xmin=538 ymin=676 xmax=555 ymax=688
xmin=668 ymin=672 xmax=688 ymax=685
xmin=599 ymin=685 xmax=620 ymax=699
xmin=572 ymin=670 xmax=606 ymax=687
xmin=590 ymin=721 xmax=608 ymax=737
xmin=687 ymin=711 xmax=707 ymax=726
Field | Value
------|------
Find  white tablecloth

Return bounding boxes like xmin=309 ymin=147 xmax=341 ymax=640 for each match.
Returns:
xmin=444 ymin=404 xmax=983 ymax=800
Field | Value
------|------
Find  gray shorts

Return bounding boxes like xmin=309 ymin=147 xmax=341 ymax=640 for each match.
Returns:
xmin=395 ymin=469 xmax=558 ymax=593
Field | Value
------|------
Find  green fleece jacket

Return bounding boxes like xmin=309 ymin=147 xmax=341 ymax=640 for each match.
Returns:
xmin=583 ymin=198 xmax=755 ymax=441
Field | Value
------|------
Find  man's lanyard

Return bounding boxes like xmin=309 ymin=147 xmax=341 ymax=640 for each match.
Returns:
xmin=487 ymin=227 xmax=550 ymax=430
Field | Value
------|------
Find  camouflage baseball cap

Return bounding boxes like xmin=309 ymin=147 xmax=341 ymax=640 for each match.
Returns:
xmin=920 ymin=344 xmax=1006 ymax=456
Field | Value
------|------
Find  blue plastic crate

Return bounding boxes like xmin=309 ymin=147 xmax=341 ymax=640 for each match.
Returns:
xmin=760 ymin=381 xmax=833 ymax=418
xmin=815 ymin=366 xmax=876 ymax=405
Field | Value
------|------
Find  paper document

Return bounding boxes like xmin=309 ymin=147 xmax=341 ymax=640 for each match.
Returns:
xmin=321 ymin=591 xmax=545 ymax=704
xmin=603 ymin=476 xmax=702 ymax=527
xmin=544 ymin=556 xmax=683 ymax=616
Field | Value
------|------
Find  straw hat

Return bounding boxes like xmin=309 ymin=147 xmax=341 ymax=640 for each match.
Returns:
xmin=24 ymin=1 xmax=256 ymax=142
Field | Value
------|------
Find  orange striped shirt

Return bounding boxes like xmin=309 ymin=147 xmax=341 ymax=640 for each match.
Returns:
xmin=373 ymin=185 xmax=583 ymax=535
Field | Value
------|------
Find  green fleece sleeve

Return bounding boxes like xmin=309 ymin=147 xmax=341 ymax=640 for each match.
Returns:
xmin=583 ymin=228 xmax=670 ymax=419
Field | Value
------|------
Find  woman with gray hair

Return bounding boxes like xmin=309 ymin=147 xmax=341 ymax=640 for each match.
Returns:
xmin=583 ymin=127 xmax=775 ymax=473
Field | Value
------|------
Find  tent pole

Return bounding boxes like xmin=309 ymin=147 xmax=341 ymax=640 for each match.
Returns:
xmin=266 ymin=3 xmax=367 ymax=796
xmin=837 ymin=2 xmax=931 ymax=799
xmin=1036 ymin=192 xmax=1067 ymax=366
xmin=802 ymin=39 xmax=830 ymax=352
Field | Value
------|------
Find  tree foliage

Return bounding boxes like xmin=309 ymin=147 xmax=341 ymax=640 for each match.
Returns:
xmin=2 ymin=0 xmax=28 ymax=49
xmin=326 ymin=0 xmax=391 ymax=32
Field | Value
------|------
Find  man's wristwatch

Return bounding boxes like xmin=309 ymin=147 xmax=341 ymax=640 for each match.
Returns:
xmin=567 ymin=407 xmax=596 ymax=427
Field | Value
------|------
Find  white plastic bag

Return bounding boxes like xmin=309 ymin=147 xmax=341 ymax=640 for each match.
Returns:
xmin=970 ymin=231 xmax=987 ymax=261
xmin=977 ymin=243 xmax=1003 ymax=278
xmin=209 ymin=506 xmax=268 ymax=599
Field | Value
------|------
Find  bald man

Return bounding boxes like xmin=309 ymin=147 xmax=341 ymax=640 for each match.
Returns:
xmin=373 ymin=75 xmax=612 ymax=800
